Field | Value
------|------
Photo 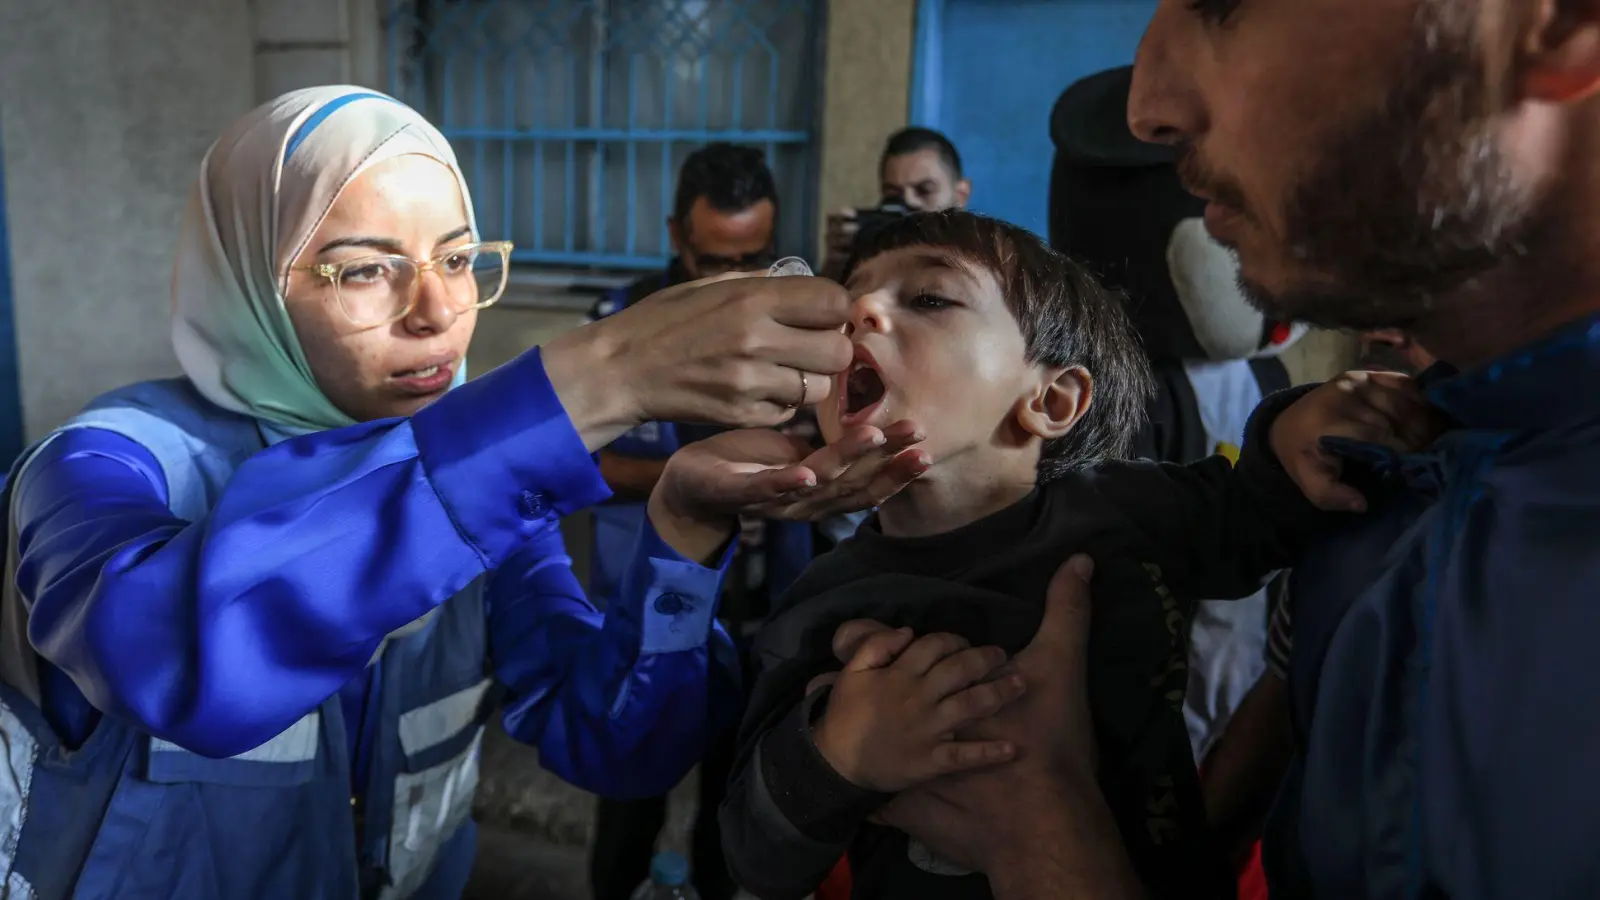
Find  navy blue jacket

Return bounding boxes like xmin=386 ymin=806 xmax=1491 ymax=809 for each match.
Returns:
xmin=1267 ymin=313 xmax=1600 ymax=899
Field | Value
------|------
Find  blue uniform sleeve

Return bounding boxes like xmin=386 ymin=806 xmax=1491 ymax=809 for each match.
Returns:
xmin=13 ymin=349 xmax=611 ymax=759
xmin=488 ymin=518 xmax=742 ymax=799
xmin=605 ymin=421 xmax=679 ymax=460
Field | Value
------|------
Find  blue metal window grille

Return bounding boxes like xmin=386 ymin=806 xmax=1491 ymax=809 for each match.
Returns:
xmin=382 ymin=0 xmax=824 ymax=271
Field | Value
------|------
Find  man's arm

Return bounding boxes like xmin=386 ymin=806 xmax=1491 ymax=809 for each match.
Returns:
xmin=986 ymin=778 xmax=1147 ymax=900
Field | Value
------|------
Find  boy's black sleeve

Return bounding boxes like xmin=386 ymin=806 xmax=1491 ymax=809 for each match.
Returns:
xmin=1083 ymin=385 xmax=1332 ymax=599
xmin=721 ymin=681 xmax=890 ymax=900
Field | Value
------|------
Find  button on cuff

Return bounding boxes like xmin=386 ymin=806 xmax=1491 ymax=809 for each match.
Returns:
xmin=653 ymin=591 xmax=690 ymax=616
xmin=518 ymin=490 xmax=552 ymax=520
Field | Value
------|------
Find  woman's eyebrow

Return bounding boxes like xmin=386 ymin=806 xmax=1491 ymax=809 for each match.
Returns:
xmin=435 ymin=225 xmax=471 ymax=245
xmin=318 ymin=224 xmax=471 ymax=255
xmin=318 ymin=235 xmax=404 ymax=254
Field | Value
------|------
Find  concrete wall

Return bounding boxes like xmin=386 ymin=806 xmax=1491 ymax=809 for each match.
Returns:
xmin=253 ymin=0 xmax=385 ymax=103
xmin=814 ymin=0 xmax=918 ymax=253
xmin=0 ymin=0 xmax=255 ymax=438
xmin=0 ymin=0 xmax=404 ymax=439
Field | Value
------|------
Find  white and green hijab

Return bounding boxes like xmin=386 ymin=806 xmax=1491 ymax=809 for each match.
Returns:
xmin=171 ymin=86 xmax=475 ymax=436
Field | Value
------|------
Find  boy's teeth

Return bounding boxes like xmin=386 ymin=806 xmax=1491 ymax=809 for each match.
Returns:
xmin=407 ymin=365 xmax=440 ymax=377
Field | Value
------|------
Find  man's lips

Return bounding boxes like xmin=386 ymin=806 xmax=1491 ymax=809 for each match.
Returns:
xmin=1202 ymin=201 xmax=1245 ymax=244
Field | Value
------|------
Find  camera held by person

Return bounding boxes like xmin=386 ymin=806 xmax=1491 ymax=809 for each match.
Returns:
xmin=822 ymin=127 xmax=971 ymax=281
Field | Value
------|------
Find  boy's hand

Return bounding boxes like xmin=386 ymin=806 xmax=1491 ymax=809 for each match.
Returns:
xmin=1270 ymin=370 xmax=1445 ymax=512
xmin=812 ymin=631 xmax=1027 ymax=793
xmin=873 ymin=557 xmax=1118 ymax=879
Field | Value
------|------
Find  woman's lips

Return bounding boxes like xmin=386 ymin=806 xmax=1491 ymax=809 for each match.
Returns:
xmin=391 ymin=359 xmax=456 ymax=395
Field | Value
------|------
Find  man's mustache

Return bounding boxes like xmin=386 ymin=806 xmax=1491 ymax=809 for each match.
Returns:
xmin=1175 ymin=145 xmax=1249 ymax=213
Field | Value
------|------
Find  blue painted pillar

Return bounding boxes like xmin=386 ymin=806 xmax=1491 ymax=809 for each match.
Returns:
xmin=0 ymin=117 xmax=25 ymax=468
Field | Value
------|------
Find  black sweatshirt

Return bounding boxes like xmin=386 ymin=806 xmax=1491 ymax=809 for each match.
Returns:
xmin=720 ymin=390 xmax=1322 ymax=900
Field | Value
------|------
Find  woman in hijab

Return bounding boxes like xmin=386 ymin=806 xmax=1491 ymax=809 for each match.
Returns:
xmin=0 ymin=88 xmax=925 ymax=899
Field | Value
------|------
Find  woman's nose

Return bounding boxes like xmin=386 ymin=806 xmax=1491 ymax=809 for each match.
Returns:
xmin=402 ymin=270 xmax=459 ymax=336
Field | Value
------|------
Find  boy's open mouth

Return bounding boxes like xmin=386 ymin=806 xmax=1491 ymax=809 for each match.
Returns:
xmin=844 ymin=359 xmax=887 ymax=417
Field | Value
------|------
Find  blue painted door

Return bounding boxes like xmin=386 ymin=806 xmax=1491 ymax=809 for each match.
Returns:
xmin=912 ymin=0 xmax=1158 ymax=237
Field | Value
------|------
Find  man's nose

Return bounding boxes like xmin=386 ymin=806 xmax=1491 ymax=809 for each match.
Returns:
xmin=1128 ymin=5 xmax=1203 ymax=147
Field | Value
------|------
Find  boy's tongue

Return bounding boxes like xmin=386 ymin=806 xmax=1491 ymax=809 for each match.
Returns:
xmin=846 ymin=363 xmax=887 ymax=415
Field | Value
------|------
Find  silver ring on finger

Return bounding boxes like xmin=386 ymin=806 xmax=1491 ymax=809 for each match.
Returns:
xmin=785 ymin=368 xmax=808 ymax=411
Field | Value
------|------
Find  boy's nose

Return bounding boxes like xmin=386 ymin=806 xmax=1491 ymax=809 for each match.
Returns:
xmin=849 ymin=290 xmax=892 ymax=336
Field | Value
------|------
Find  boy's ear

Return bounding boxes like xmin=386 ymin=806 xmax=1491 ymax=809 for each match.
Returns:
xmin=1016 ymin=366 xmax=1093 ymax=441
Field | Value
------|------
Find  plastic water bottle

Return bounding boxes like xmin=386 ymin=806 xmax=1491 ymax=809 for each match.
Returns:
xmin=628 ymin=851 xmax=702 ymax=900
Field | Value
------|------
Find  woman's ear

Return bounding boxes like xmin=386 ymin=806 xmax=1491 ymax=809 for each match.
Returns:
xmin=1016 ymin=366 xmax=1094 ymax=441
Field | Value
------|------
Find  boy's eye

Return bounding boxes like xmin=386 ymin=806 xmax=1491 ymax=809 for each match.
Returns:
xmin=908 ymin=293 xmax=955 ymax=311
xmin=1187 ymin=0 xmax=1239 ymax=24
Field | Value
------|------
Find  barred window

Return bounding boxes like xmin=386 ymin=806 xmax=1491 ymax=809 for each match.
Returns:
xmin=382 ymin=0 xmax=824 ymax=272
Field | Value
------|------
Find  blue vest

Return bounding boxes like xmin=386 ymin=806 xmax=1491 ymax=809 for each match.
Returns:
xmin=0 ymin=380 xmax=494 ymax=900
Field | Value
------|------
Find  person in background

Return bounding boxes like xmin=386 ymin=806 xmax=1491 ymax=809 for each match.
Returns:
xmin=586 ymin=142 xmax=784 ymax=606
xmin=0 ymin=87 xmax=917 ymax=900
xmin=586 ymin=142 xmax=802 ymax=900
xmin=821 ymin=127 xmax=972 ymax=281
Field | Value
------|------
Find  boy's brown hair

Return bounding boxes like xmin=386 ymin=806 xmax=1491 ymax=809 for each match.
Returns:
xmin=844 ymin=210 xmax=1153 ymax=478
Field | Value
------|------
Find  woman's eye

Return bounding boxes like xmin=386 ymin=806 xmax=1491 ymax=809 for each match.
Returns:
xmin=441 ymin=251 xmax=474 ymax=275
xmin=340 ymin=262 xmax=392 ymax=287
xmin=1188 ymin=0 xmax=1240 ymax=24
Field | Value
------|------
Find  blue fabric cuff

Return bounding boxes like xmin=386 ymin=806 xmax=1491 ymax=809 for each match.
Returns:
xmin=624 ymin=517 xmax=733 ymax=655
xmin=411 ymin=348 xmax=613 ymax=566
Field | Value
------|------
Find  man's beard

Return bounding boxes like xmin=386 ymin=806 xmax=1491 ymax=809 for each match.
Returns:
xmin=1356 ymin=342 xmax=1423 ymax=376
xmin=1236 ymin=1 xmax=1545 ymax=331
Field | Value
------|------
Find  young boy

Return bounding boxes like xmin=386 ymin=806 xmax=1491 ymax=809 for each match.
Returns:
xmin=719 ymin=211 xmax=1423 ymax=900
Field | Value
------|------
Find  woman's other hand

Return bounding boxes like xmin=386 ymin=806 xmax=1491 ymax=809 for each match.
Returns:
xmin=647 ymin=421 xmax=928 ymax=561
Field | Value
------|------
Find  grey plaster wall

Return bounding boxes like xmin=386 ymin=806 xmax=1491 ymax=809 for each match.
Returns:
xmin=0 ymin=0 xmax=254 ymax=437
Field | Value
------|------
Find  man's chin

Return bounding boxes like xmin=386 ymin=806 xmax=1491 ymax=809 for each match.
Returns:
xmin=1236 ymin=270 xmax=1429 ymax=333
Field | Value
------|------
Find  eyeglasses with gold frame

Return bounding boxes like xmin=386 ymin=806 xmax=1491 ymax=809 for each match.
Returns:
xmin=290 ymin=240 xmax=514 ymax=328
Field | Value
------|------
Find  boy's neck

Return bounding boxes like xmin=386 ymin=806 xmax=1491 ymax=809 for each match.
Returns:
xmin=877 ymin=459 xmax=1038 ymax=539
